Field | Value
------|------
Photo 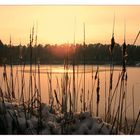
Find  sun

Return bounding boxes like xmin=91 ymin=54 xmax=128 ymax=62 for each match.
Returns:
xmin=49 ymin=44 xmax=75 ymax=59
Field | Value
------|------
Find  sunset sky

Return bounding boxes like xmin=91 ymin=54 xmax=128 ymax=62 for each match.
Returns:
xmin=0 ymin=5 xmax=140 ymax=45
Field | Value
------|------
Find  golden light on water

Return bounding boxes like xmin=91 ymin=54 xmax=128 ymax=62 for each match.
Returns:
xmin=0 ymin=6 xmax=140 ymax=45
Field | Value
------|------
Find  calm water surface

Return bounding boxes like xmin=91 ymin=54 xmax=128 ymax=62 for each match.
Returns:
xmin=0 ymin=65 xmax=140 ymax=121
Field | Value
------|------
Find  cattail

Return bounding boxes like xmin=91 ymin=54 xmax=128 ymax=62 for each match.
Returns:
xmin=119 ymin=21 xmax=128 ymax=131
xmin=80 ymin=89 xmax=83 ymax=112
xmin=107 ymin=14 xmax=115 ymax=123
xmin=110 ymin=35 xmax=115 ymax=54
xmin=96 ymin=75 xmax=100 ymax=117
xmin=109 ymin=13 xmax=115 ymax=55
xmin=122 ymin=41 xmax=127 ymax=72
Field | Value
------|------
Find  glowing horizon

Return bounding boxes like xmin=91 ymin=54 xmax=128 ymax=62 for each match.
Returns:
xmin=0 ymin=5 xmax=140 ymax=46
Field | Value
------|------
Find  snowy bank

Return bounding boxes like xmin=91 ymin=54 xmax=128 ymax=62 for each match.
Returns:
xmin=0 ymin=102 xmax=122 ymax=135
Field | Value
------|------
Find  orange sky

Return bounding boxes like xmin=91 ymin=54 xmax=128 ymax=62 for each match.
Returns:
xmin=0 ymin=5 xmax=140 ymax=45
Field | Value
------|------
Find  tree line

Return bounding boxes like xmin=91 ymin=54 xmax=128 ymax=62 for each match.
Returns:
xmin=0 ymin=40 xmax=140 ymax=65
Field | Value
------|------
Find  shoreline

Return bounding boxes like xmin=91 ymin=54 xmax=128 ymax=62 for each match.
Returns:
xmin=0 ymin=63 xmax=140 ymax=67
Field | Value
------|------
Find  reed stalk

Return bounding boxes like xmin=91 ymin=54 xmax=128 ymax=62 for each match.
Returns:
xmin=83 ymin=23 xmax=86 ymax=112
xmin=28 ymin=26 xmax=34 ymax=114
xmin=104 ymin=68 xmax=107 ymax=121
xmin=90 ymin=66 xmax=98 ymax=115
xmin=131 ymin=110 xmax=140 ymax=134
xmin=8 ymin=36 xmax=15 ymax=99
xmin=72 ymin=47 xmax=76 ymax=113
xmin=132 ymin=85 xmax=135 ymax=123
xmin=107 ymin=14 xmax=115 ymax=123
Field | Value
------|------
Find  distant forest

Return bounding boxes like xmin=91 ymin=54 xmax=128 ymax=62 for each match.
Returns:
xmin=0 ymin=40 xmax=140 ymax=65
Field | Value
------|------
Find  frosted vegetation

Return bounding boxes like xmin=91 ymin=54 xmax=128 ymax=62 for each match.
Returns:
xmin=0 ymin=102 xmax=120 ymax=134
